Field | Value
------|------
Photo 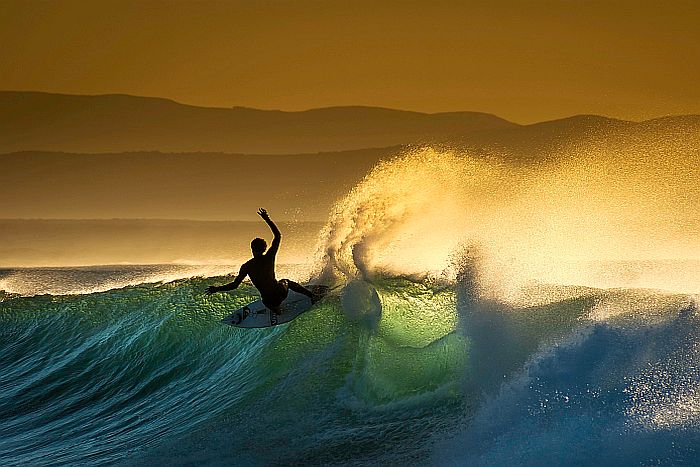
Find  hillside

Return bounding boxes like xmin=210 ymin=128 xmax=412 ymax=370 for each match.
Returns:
xmin=2 ymin=111 xmax=698 ymax=221
xmin=0 ymin=147 xmax=399 ymax=221
xmin=0 ymin=91 xmax=517 ymax=153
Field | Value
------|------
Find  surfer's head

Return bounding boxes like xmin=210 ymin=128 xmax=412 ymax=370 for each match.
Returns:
xmin=251 ymin=237 xmax=267 ymax=256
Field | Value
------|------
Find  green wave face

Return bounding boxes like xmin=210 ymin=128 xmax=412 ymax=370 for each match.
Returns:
xmin=0 ymin=275 xmax=471 ymax=465
xmin=345 ymin=277 xmax=468 ymax=404
xmin=4 ymin=272 xmax=695 ymax=466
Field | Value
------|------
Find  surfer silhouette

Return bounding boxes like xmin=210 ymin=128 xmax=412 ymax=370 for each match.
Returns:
xmin=206 ymin=208 xmax=316 ymax=312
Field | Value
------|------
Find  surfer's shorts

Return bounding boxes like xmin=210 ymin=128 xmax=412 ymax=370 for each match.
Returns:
xmin=262 ymin=279 xmax=289 ymax=309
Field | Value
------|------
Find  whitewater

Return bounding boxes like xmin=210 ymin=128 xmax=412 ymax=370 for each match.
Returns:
xmin=1 ymin=140 xmax=699 ymax=465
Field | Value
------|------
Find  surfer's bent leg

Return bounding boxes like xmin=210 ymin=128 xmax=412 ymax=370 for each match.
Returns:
xmin=262 ymin=281 xmax=289 ymax=313
xmin=285 ymin=280 xmax=314 ymax=299
xmin=262 ymin=297 xmax=283 ymax=313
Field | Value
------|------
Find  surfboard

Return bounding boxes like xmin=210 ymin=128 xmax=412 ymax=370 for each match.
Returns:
xmin=221 ymin=284 xmax=330 ymax=328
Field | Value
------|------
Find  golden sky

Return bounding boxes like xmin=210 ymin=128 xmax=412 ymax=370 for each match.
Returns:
xmin=1 ymin=0 xmax=699 ymax=123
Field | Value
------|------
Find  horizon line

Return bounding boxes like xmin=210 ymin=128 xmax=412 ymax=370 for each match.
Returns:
xmin=4 ymin=88 xmax=700 ymax=128
xmin=9 ymin=88 xmax=698 ymax=126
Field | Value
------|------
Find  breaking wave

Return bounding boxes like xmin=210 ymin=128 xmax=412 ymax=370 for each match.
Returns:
xmin=2 ymin=138 xmax=699 ymax=465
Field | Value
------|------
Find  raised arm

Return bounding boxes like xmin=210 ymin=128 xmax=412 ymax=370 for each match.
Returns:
xmin=257 ymin=208 xmax=281 ymax=256
xmin=205 ymin=264 xmax=248 ymax=294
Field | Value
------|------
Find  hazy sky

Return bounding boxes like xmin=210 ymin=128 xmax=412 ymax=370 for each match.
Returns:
xmin=1 ymin=0 xmax=699 ymax=123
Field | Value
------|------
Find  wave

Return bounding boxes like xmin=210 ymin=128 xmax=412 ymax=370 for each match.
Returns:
xmin=0 ymin=274 xmax=471 ymax=465
xmin=1 ymin=267 xmax=697 ymax=465
xmin=436 ymin=298 xmax=700 ymax=466
xmin=315 ymin=146 xmax=699 ymax=296
xmin=0 ymin=264 xmax=312 ymax=297
xmin=2 ymin=139 xmax=699 ymax=465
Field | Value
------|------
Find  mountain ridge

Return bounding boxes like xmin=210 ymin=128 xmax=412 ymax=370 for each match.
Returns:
xmin=2 ymin=90 xmax=512 ymax=117
xmin=3 ymin=91 xmax=698 ymax=156
xmin=1 ymin=90 xmax=516 ymax=154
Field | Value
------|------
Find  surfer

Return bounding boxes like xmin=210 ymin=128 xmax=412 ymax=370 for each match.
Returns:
xmin=205 ymin=208 xmax=316 ymax=312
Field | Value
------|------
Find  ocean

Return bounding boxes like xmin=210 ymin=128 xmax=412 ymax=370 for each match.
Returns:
xmin=1 ymin=264 xmax=698 ymax=465
xmin=1 ymin=145 xmax=699 ymax=465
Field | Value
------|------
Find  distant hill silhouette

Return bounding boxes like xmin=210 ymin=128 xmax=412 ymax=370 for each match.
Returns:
xmin=455 ymin=113 xmax=700 ymax=163
xmin=0 ymin=147 xmax=399 ymax=220
xmin=0 ymin=91 xmax=518 ymax=153
xmin=2 ymin=107 xmax=698 ymax=221
xmin=1 ymin=90 xmax=698 ymax=223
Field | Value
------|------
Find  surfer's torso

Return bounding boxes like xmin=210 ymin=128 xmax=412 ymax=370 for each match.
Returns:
xmin=242 ymin=248 xmax=286 ymax=307
xmin=243 ymin=254 xmax=276 ymax=293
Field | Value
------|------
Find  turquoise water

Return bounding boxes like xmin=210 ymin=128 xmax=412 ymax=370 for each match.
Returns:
xmin=0 ymin=271 xmax=466 ymax=465
xmin=1 ymin=267 xmax=699 ymax=465
xmin=3 ymin=118 xmax=699 ymax=465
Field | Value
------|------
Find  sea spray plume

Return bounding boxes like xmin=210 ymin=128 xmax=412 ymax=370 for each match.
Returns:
xmin=314 ymin=125 xmax=700 ymax=300
xmin=314 ymin=147 xmax=510 ymax=282
xmin=434 ymin=297 xmax=700 ymax=466
xmin=452 ymin=248 xmax=542 ymax=391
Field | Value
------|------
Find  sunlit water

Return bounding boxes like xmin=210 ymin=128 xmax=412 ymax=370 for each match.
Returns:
xmin=2 ymin=135 xmax=699 ymax=465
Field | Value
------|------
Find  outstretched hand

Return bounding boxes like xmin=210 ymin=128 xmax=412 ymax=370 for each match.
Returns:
xmin=205 ymin=285 xmax=219 ymax=295
xmin=257 ymin=208 xmax=270 ymax=220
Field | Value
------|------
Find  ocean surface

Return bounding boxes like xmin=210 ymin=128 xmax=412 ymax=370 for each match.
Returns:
xmin=1 ymin=264 xmax=698 ymax=466
xmin=2 ymin=144 xmax=699 ymax=465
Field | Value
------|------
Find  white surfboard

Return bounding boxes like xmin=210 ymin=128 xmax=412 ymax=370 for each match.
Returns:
xmin=222 ymin=285 xmax=330 ymax=328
